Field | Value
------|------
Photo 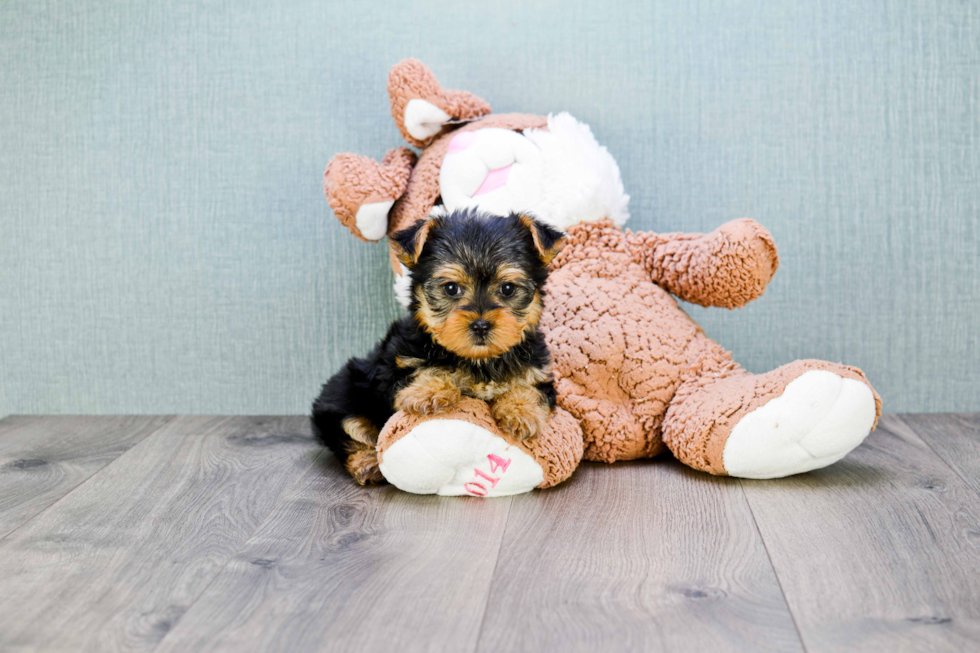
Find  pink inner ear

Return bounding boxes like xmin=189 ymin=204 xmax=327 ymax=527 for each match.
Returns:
xmin=448 ymin=131 xmax=477 ymax=153
xmin=473 ymin=164 xmax=512 ymax=196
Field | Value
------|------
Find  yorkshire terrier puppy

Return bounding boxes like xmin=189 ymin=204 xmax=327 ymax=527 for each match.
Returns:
xmin=311 ymin=208 xmax=566 ymax=484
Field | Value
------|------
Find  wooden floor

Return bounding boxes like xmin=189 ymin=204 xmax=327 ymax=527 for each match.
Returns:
xmin=0 ymin=415 xmax=978 ymax=652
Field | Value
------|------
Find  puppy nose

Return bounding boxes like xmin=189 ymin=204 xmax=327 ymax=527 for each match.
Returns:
xmin=470 ymin=319 xmax=491 ymax=338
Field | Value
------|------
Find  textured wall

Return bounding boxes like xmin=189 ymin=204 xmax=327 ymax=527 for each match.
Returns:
xmin=1 ymin=0 xmax=977 ymax=415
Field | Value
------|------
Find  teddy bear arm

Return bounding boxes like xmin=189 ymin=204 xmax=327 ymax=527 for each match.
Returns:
xmin=323 ymin=147 xmax=417 ymax=242
xmin=388 ymin=59 xmax=491 ymax=148
xmin=627 ymin=219 xmax=780 ymax=309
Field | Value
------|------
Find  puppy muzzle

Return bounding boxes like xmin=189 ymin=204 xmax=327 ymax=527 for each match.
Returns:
xmin=469 ymin=319 xmax=492 ymax=341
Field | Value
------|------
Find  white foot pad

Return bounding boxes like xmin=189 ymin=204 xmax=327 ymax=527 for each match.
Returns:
xmin=723 ymin=371 xmax=876 ymax=479
xmin=354 ymin=200 xmax=393 ymax=241
xmin=378 ymin=419 xmax=544 ymax=497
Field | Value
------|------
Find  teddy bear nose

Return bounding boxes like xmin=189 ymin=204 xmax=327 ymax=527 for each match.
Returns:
xmin=470 ymin=319 xmax=491 ymax=338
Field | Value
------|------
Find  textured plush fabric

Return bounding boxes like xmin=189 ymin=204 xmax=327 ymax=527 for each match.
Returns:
xmin=377 ymin=398 xmax=584 ymax=489
xmin=662 ymin=360 xmax=881 ymax=474
xmin=626 ymin=220 xmax=779 ymax=310
xmin=387 ymin=114 xmax=548 ymax=249
xmin=387 ymin=59 xmax=493 ymax=148
xmin=543 ymin=221 xmax=737 ymax=462
xmin=542 ymin=219 xmax=881 ymax=470
xmin=324 ymin=148 xmax=417 ymax=241
xmin=2 ymin=1 xmax=978 ymax=415
xmin=330 ymin=60 xmax=885 ymax=486
xmin=377 ymin=217 xmax=881 ymax=478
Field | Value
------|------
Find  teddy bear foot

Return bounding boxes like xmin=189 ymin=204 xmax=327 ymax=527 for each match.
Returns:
xmin=376 ymin=398 xmax=584 ymax=496
xmin=723 ymin=370 xmax=877 ymax=479
xmin=378 ymin=417 xmax=545 ymax=496
xmin=663 ymin=362 xmax=881 ymax=479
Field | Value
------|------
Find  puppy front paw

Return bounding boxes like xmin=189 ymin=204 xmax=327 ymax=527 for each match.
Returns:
xmin=492 ymin=396 xmax=549 ymax=442
xmin=395 ymin=380 xmax=461 ymax=416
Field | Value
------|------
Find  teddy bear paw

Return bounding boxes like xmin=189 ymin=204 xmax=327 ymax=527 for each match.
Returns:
xmin=378 ymin=418 xmax=544 ymax=497
xmin=723 ymin=370 xmax=877 ymax=479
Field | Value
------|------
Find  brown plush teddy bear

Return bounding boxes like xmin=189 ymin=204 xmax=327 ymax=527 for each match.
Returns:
xmin=323 ymin=59 xmax=881 ymax=497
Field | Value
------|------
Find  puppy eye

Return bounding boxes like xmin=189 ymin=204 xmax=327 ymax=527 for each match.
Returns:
xmin=500 ymin=282 xmax=516 ymax=298
xmin=444 ymin=282 xmax=461 ymax=297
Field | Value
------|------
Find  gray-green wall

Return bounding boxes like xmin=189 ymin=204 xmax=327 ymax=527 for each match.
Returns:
xmin=2 ymin=0 xmax=978 ymax=415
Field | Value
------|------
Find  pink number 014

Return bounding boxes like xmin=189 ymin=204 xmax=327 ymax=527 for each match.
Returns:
xmin=464 ymin=454 xmax=512 ymax=496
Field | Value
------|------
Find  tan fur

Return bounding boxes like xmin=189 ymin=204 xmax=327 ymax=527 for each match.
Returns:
xmin=431 ymin=262 xmax=469 ymax=283
xmin=344 ymin=441 xmax=385 ymax=485
xmin=341 ymin=416 xmax=379 ymax=446
xmin=523 ymin=291 xmax=543 ymax=332
xmin=396 ymin=364 xmax=553 ymax=431
xmin=393 ymin=218 xmax=435 ymax=267
xmin=413 ymin=261 xmax=542 ymax=360
xmin=491 ymin=383 xmax=550 ymax=441
xmin=394 ymin=368 xmax=462 ymax=415
xmin=519 ymin=213 xmax=566 ymax=265
xmin=432 ymin=308 xmax=486 ymax=358
xmin=496 ymin=267 xmax=527 ymax=283
xmin=455 ymin=365 xmax=551 ymax=402
xmin=423 ymin=306 xmax=524 ymax=360
xmin=395 ymin=356 xmax=425 ymax=369
xmin=480 ymin=308 xmax=526 ymax=355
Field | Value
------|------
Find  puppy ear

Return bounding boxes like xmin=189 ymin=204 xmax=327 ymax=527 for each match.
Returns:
xmin=517 ymin=214 xmax=567 ymax=265
xmin=391 ymin=218 xmax=435 ymax=268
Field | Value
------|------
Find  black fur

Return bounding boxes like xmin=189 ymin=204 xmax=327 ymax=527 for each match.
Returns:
xmin=311 ymin=210 xmax=559 ymax=468
xmin=397 ymin=207 xmax=564 ymax=286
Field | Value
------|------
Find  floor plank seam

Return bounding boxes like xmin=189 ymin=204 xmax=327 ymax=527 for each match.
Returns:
xmin=896 ymin=414 xmax=980 ymax=502
xmin=149 ymin=447 xmax=329 ymax=653
xmin=470 ymin=495 xmax=514 ymax=653
xmin=737 ymin=479 xmax=810 ymax=653
xmin=0 ymin=415 xmax=178 ymax=544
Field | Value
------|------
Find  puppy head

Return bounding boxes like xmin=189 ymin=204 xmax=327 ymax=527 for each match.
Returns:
xmin=392 ymin=209 xmax=565 ymax=359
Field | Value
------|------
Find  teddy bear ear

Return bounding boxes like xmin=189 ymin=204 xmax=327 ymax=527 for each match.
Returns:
xmin=388 ymin=59 xmax=492 ymax=148
xmin=324 ymin=147 xmax=417 ymax=242
xmin=391 ymin=217 xmax=438 ymax=268
xmin=517 ymin=213 xmax=567 ymax=265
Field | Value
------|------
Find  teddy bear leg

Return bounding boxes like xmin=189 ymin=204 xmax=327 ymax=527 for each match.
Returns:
xmin=376 ymin=398 xmax=584 ymax=496
xmin=662 ymin=360 xmax=881 ymax=479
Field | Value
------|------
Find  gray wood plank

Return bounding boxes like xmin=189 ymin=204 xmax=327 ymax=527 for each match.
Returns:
xmin=0 ymin=415 xmax=320 ymax=653
xmin=154 ymin=454 xmax=513 ymax=653
xmin=0 ymin=415 xmax=174 ymax=539
xmin=898 ymin=413 xmax=980 ymax=497
xmin=741 ymin=414 xmax=980 ymax=652
xmin=475 ymin=461 xmax=803 ymax=653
